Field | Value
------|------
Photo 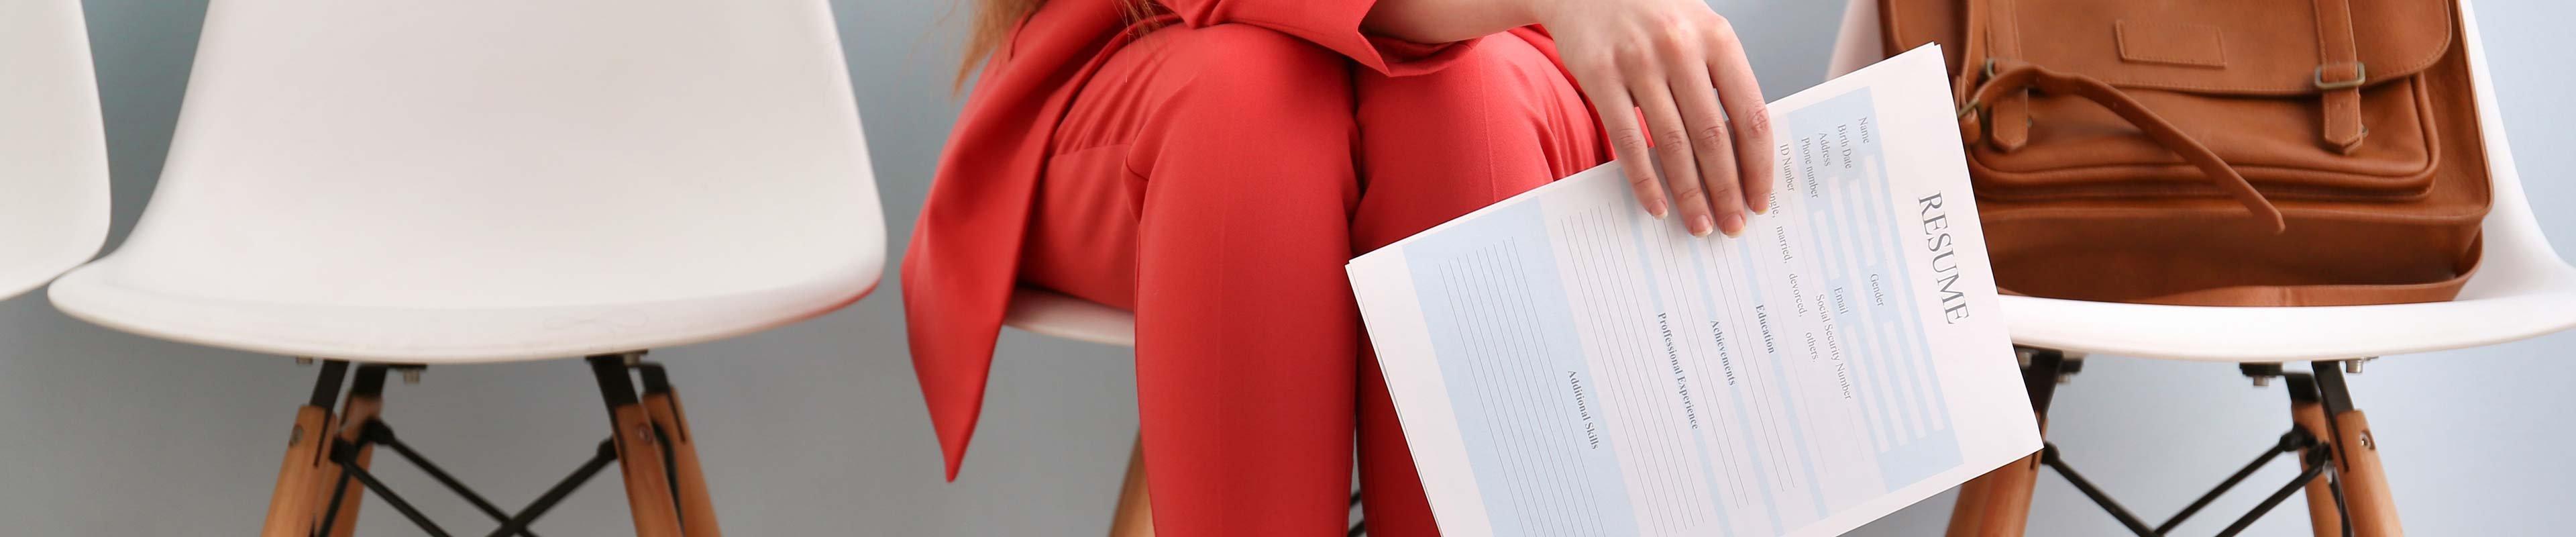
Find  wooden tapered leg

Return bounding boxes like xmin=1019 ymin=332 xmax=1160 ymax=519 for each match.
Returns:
xmin=2306 ymin=364 xmax=2402 ymax=536
xmin=1946 ymin=350 xmax=2065 ymax=537
xmin=595 ymin=356 xmax=684 ymax=537
xmin=1943 ymin=472 xmax=1993 ymax=536
xmin=1948 ymin=413 xmax=2047 ymax=537
xmin=612 ymin=404 xmax=686 ymax=537
xmin=1958 ymin=438 xmax=2042 ymax=537
xmin=312 ymin=365 xmax=388 ymax=537
xmin=2291 ymin=399 xmax=2345 ymax=537
xmin=641 ymin=368 xmax=720 ymax=537
xmin=263 ymin=361 xmax=354 ymax=537
xmin=2332 ymin=410 xmax=2402 ymax=536
xmin=1108 ymin=434 xmax=1154 ymax=537
xmin=260 ymin=405 xmax=333 ymax=537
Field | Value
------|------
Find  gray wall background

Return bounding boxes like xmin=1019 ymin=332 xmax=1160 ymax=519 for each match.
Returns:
xmin=3 ymin=0 xmax=2565 ymax=534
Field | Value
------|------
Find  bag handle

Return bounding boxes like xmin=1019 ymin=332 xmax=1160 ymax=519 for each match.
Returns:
xmin=1960 ymin=60 xmax=2288 ymax=232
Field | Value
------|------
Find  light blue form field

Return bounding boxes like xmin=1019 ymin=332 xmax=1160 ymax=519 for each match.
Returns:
xmin=1399 ymin=87 xmax=1959 ymax=536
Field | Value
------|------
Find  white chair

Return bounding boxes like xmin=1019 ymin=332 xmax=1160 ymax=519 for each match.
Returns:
xmin=1002 ymin=288 xmax=1150 ymax=536
xmin=46 ymin=1 xmax=882 ymax=536
xmin=0 ymin=0 xmax=111 ymax=301
xmin=1830 ymin=0 xmax=2576 ymax=535
xmin=1001 ymin=287 xmax=1369 ymax=536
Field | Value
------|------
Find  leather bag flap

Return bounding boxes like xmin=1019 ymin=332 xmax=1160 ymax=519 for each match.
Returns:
xmin=1953 ymin=0 xmax=2455 ymax=95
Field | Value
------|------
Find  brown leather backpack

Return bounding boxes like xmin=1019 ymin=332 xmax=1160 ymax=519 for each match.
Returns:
xmin=1880 ymin=0 xmax=2492 ymax=305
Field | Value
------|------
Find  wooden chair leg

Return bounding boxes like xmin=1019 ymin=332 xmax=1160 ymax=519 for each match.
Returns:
xmin=1959 ymin=444 xmax=2042 ymax=537
xmin=260 ymin=405 xmax=333 ymax=537
xmin=1108 ymin=434 xmax=1153 ymax=537
xmin=2291 ymin=399 xmax=2345 ymax=537
xmin=595 ymin=356 xmax=684 ymax=537
xmin=641 ymin=367 xmax=721 ymax=537
xmin=312 ymin=365 xmax=388 ymax=537
xmin=2303 ymin=365 xmax=2402 ymax=537
xmin=2332 ymin=410 xmax=2402 ymax=536
xmin=612 ymin=404 xmax=686 ymax=537
xmin=1942 ymin=473 xmax=1992 ymax=536
xmin=1949 ymin=418 xmax=2048 ymax=537
xmin=1947 ymin=350 xmax=2066 ymax=537
xmin=264 ymin=361 xmax=355 ymax=537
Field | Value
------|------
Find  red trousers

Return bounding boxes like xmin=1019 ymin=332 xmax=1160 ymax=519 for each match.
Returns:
xmin=1015 ymin=23 xmax=1603 ymax=536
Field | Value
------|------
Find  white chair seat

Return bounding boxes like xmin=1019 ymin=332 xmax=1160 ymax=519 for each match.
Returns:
xmin=0 ymin=0 xmax=111 ymax=301
xmin=46 ymin=0 xmax=883 ymax=364
xmin=50 ymin=262 xmax=875 ymax=364
xmin=1998 ymin=272 xmax=2576 ymax=362
xmin=1004 ymin=287 xmax=1136 ymax=347
xmin=1831 ymin=0 xmax=2576 ymax=362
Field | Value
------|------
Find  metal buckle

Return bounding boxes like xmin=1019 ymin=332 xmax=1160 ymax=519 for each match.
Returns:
xmin=2313 ymin=62 xmax=2368 ymax=90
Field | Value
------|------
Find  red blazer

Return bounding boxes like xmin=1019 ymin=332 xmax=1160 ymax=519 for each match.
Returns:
xmin=903 ymin=0 xmax=1487 ymax=479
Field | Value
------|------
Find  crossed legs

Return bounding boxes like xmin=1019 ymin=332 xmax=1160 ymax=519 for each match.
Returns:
xmin=1017 ymin=23 xmax=1599 ymax=536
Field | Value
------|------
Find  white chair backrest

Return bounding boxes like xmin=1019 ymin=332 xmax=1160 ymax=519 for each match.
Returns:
xmin=0 ymin=0 xmax=111 ymax=300
xmin=103 ymin=0 xmax=882 ymax=307
xmin=2448 ymin=0 xmax=2569 ymax=299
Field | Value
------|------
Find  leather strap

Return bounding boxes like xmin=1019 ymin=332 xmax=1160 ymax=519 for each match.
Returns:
xmin=1982 ymin=0 xmax=2031 ymax=152
xmin=1951 ymin=0 xmax=1988 ymax=109
xmin=1967 ymin=61 xmax=2287 ymax=232
xmin=2314 ymin=0 xmax=2367 ymax=154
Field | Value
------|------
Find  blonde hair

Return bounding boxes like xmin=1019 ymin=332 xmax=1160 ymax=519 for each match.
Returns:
xmin=958 ymin=0 xmax=1157 ymax=90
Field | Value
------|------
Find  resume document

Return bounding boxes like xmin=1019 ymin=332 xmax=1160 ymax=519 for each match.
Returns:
xmin=1346 ymin=46 xmax=2040 ymax=536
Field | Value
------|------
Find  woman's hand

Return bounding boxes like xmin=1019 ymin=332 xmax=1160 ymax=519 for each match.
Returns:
xmin=1361 ymin=0 xmax=1774 ymax=237
xmin=1539 ymin=0 xmax=1774 ymax=237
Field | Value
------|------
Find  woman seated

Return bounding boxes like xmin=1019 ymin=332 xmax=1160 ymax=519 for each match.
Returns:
xmin=906 ymin=0 xmax=1776 ymax=534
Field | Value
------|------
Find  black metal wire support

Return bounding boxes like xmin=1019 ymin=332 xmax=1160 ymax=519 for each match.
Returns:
xmin=307 ymin=361 xmax=351 ymax=408
xmin=2155 ymin=430 xmax=2317 ymax=533
xmin=285 ymin=356 xmax=662 ymax=537
xmin=313 ymin=422 xmax=620 ymax=537
xmin=483 ymin=440 xmax=621 ymax=537
xmin=2284 ymin=373 xmax=2358 ymax=537
xmin=311 ymin=364 xmax=387 ymax=537
xmin=2019 ymin=352 xmax=2363 ymax=537
xmin=2040 ymin=428 xmax=2359 ymax=537
xmin=365 ymin=422 xmax=540 ymax=537
xmin=2037 ymin=444 xmax=2159 ymax=536
xmin=1348 ymin=491 xmax=1366 ymax=537
xmin=2041 ymin=429 xmax=2355 ymax=537
xmin=2212 ymin=450 xmax=2333 ymax=537
xmin=327 ymin=440 xmax=454 ymax=537
xmin=315 ymin=471 xmax=356 ymax=537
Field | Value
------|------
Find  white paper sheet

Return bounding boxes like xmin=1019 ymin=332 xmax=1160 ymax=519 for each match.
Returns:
xmin=1346 ymin=46 xmax=2039 ymax=537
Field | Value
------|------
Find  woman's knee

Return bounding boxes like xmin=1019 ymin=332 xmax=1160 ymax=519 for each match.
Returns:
xmin=1346 ymin=33 xmax=1603 ymax=250
xmin=1116 ymin=24 xmax=1363 ymax=218
xmin=1155 ymin=24 xmax=1356 ymax=118
xmin=1360 ymin=32 xmax=1597 ymax=170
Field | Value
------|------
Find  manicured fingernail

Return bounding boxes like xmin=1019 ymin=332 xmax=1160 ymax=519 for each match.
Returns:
xmin=1721 ymin=213 xmax=1747 ymax=238
xmin=1690 ymin=215 xmax=1715 ymax=237
xmin=1649 ymin=200 xmax=1669 ymax=219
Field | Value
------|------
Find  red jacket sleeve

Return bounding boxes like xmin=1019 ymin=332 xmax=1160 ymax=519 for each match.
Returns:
xmin=1159 ymin=0 xmax=1474 ymax=76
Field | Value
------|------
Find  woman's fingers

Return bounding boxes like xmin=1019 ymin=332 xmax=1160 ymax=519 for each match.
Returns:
xmin=1705 ymin=21 xmax=1775 ymax=215
xmin=1556 ymin=7 xmax=1768 ymax=235
xmin=1631 ymin=79 xmax=1715 ymax=236
xmin=1585 ymin=79 xmax=1668 ymax=220
xmin=1667 ymin=62 xmax=1746 ymax=237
